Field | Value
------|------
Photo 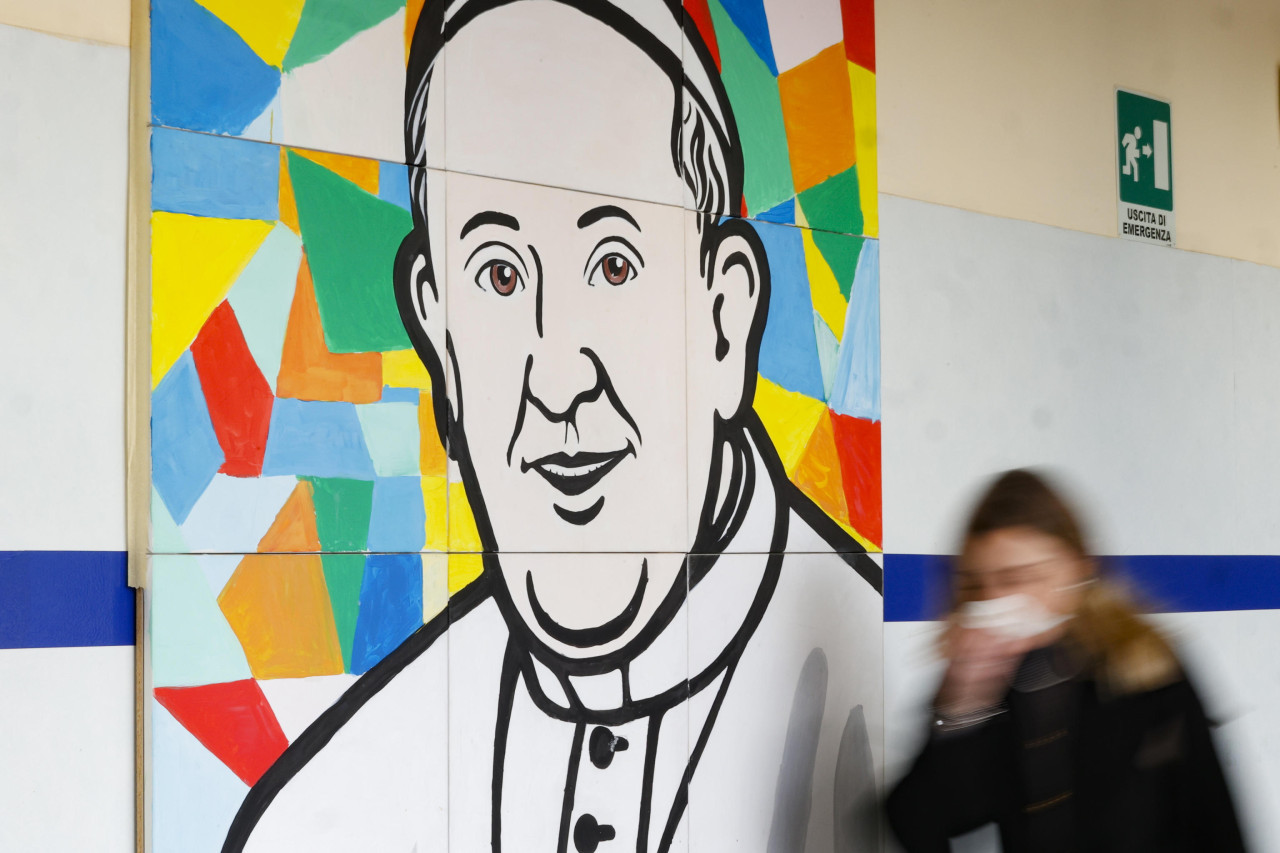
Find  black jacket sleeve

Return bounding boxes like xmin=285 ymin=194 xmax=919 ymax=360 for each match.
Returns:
xmin=1173 ymin=679 xmax=1248 ymax=852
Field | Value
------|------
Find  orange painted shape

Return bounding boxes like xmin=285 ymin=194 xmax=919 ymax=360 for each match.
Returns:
xmin=276 ymin=255 xmax=383 ymax=403
xmin=792 ymin=410 xmax=851 ymax=527
xmin=294 ymin=149 xmax=379 ymax=195
xmin=257 ymin=480 xmax=320 ymax=552
xmin=777 ymin=43 xmax=858 ymax=194
xmin=418 ymin=388 xmax=447 ymax=478
xmin=218 ymin=553 xmax=345 ymax=679
xmin=278 ymin=148 xmax=299 ymax=235
xmin=405 ymin=0 xmax=426 ymax=63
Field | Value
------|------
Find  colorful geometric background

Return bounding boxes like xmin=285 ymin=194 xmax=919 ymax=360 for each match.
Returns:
xmin=149 ymin=1 xmax=879 ymax=846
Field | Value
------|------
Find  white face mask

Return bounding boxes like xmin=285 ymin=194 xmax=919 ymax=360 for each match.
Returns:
xmin=957 ymin=593 xmax=1069 ymax=640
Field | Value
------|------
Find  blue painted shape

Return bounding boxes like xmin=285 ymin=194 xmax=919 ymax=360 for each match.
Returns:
xmin=153 ymin=351 xmax=225 ymax=523
xmin=152 ymin=0 xmax=280 ymax=136
xmin=830 ymin=239 xmax=881 ymax=420
xmin=379 ymin=162 xmax=412 ymax=211
xmin=367 ymin=477 xmax=426 ymax=552
xmin=151 ymin=127 xmax=279 ymax=220
xmin=718 ymin=0 xmax=778 ymax=75
xmin=350 ymin=554 xmax=424 ymax=674
xmin=753 ymin=221 xmax=826 ymax=399
xmin=152 ymin=486 xmax=188 ymax=553
xmin=884 ymin=554 xmax=1280 ymax=622
xmin=153 ymin=701 xmax=249 ymax=852
xmin=380 ymin=385 xmax=420 ymax=403
xmin=261 ymin=398 xmax=377 ymax=480
xmin=152 ymin=555 xmax=252 ymax=687
xmin=0 ymin=551 xmax=133 ymax=649
xmin=179 ymin=474 xmax=299 ymax=554
xmin=756 ymin=197 xmax=795 ymax=225
xmin=813 ymin=311 xmax=839 ymax=401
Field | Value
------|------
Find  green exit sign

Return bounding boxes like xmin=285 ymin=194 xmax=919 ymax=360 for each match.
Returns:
xmin=1117 ymin=89 xmax=1174 ymax=246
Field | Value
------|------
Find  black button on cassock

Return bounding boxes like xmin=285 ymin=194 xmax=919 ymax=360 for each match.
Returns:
xmin=589 ymin=725 xmax=629 ymax=769
xmin=573 ymin=813 xmax=616 ymax=852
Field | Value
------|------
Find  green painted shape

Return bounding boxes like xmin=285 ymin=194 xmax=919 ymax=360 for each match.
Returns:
xmin=812 ymin=230 xmax=864 ymax=301
xmin=151 ymin=486 xmax=188 ymax=553
xmin=797 ymin=167 xmax=863 ymax=237
xmin=356 ymin=402 xmax=420 ymax=477
xmin=321 ymin=553 xmax=366 ymax=671
xmin=813 ymin=311 xmax=839 ymax=402
xmin=287 ymin=151 xmax=413 ymax=353
xmin=282 ymin=0 xmax=404 ymax=71
xmin=306 ymin=476 xmax=375 ymax=551
xmin=227 ymin=222 xmax=303 ymax=389
xmin=151 ymin=555 xmax=252 ymax=688
xmin=708 ymin=0 xmax=794 ymax=215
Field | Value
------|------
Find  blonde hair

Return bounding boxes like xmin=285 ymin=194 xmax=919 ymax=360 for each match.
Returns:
xmin=955 ymin=470 xmax=1180 ymax=697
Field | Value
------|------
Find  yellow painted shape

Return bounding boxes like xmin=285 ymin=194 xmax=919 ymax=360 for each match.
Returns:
xmin=448 ymin=481 xmax=483 ymax=552
xmin=418 ymin=388 xmax=447 ymax=477
xmin=383 ymin=348 xmax=433 ymax=389
xmin=448 ymin=553 xmax=484 ymax=595
xmin=423 ymin=554 xmax=449 ymax=622
xmin=218 ymin=553 xmax=345 ymax=679
xmin=849 ymin=62 xmax=878 ymax=238
xmin=195 ymin=0 xmax=306 ymax=68
xmin=152 ymin=212 xmax=273 ymax=387
xmin=802 ymin=229 xmax=848 ymax=339
xmin=294 ymin=149 xmax=379 ymax=195
xmin=752 ymin=376 xmax=827 ymax=476
xmin=422 ymin=474 xmax=448 ymax=551
xmin=279 ymin=147 xmax=299 ymax=234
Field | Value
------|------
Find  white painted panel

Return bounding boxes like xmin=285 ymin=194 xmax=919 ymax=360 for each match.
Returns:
xmin=0 ymin=645 xmax=134 ymax=851
xmin=880 ymin=196 xmax=1236 ymax=556
xmin=0 ymin=24 xmax=128 ymax=550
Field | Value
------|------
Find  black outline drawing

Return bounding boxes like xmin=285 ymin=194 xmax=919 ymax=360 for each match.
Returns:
xmin=223 ymin=2 xmax=881 ymax=850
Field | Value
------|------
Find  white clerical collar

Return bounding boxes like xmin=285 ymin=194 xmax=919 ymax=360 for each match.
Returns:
xmin=521 ymin=431 xmax=784 ymax=720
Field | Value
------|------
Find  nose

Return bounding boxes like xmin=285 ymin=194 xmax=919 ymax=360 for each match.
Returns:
xmin=526 ymin=344 xmax=599 ymax=420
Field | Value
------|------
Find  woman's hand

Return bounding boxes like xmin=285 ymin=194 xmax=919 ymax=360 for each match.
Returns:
xmin=936 ymin=623 xmax=1035 ymax=718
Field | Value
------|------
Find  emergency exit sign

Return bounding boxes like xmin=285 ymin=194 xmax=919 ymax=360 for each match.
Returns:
xmin=1117 ymin=89 xmax=1174 ymax=247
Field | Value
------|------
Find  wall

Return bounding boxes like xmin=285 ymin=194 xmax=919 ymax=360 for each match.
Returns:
xmin=876 ymin=0 xmax=1280 ymax=849
xmin=0 ymin=4 xmax=135 ymax=851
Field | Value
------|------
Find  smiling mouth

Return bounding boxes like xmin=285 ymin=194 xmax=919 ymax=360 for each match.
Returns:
xmin=521 ymin=443 xmax=635 ymax=497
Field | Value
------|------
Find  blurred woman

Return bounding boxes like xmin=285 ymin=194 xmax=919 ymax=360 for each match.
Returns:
xmin=886 ymin=470 xmax=1245 ymax=852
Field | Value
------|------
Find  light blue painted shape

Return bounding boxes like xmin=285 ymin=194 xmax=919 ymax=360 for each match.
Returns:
xmin=351 ymin=554 xmax=423 ymax=674
xmin=151 ymin=0 xmax=280 ymax=136
xmin=829 ymin=239 xmax=881 ymax=420
xmin=197 ymin=555 xmax=242 ymax=597
xmin=152 ymin=701 xmax=249 ymax=853
xmin=718 ymin=0 xmax=778 ymax=75
xmin=240 ymin=91 xmax=281 ymax=142
xmin=151 ymin=127 xmax=279 ymax=220
xmin=356 ymin=401 xmax=420 ymax=477
xmin=753 ymin=221 xmax=826 ymax=400
xmin=261 ymin=398 xmax=377 ymax=480
xmin=179 ymin=473 xmax=299 ymax=553
xmin=813 ymin=311 xmax=840 ymax=402
xmin=756 ymin=197 xmax=795 ymax=225
xmin=380 ymin=385 xmax=420 ymax=403
xmin=226 ymin=223 xmax=304 ymax=390
xmin=366 ymin=477 xmax=426 ymax=552
xmin=152 ymin=352 xmax=224 ymax=524
xmin=379 ymin=162 xmax=411 ymax=210
xmin=152 ymin=486 xmax=188 ymax=553
xmin=151 ymin=555 xmax=251 ymax=688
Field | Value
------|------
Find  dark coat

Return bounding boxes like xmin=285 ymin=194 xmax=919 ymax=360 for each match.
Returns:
xmin=886 ymin=669 xmax=1246 ymax=852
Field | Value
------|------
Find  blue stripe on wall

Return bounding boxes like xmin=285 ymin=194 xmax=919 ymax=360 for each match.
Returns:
xmin=0 ymin=551 xmax=134 ymax=648
xmin=885 ymin=554 xmax=1280 ymax=622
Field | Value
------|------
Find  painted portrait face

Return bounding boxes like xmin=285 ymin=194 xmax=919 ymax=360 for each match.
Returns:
xmin=402 ymin=2 xmax=763 ymax=660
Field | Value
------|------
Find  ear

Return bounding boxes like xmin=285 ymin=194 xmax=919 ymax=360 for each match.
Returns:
xmin=394 ymin=227 xmax=452 ymax=441
xmin=703 ymin=218 xmax=768 ymax=419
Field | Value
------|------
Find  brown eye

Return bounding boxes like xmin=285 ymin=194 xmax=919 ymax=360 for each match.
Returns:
xmin=486 ymin=261 xmax=520 ymax=295
xmin=602 ymin=254 xmax=631 ymax=285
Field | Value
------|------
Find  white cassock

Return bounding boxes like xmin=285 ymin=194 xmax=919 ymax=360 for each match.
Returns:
xmin=231 ymin=436 xmax=883 ymax=852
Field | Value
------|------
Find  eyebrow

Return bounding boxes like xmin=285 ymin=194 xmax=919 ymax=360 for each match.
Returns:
xmin=460 ymin=211 xmax=520 ymax=240
xmin=577 ymin=205 xmax=641 ymax=232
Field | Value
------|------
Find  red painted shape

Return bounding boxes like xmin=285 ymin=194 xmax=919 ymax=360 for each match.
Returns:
xmin=830 ymin=412 xmax=882 ymax=547
xmin=684 ymin=0 xmax=721 ymax=71
xmin=191 ymin=301 xmax=275 ymax=478
xmin=840 ymin=0 xmax=875 ymax=72
xmin=740 ymin=195 xmax=749 ymax=218
xmin=155 ymin=679 xmax=289 ymax=786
